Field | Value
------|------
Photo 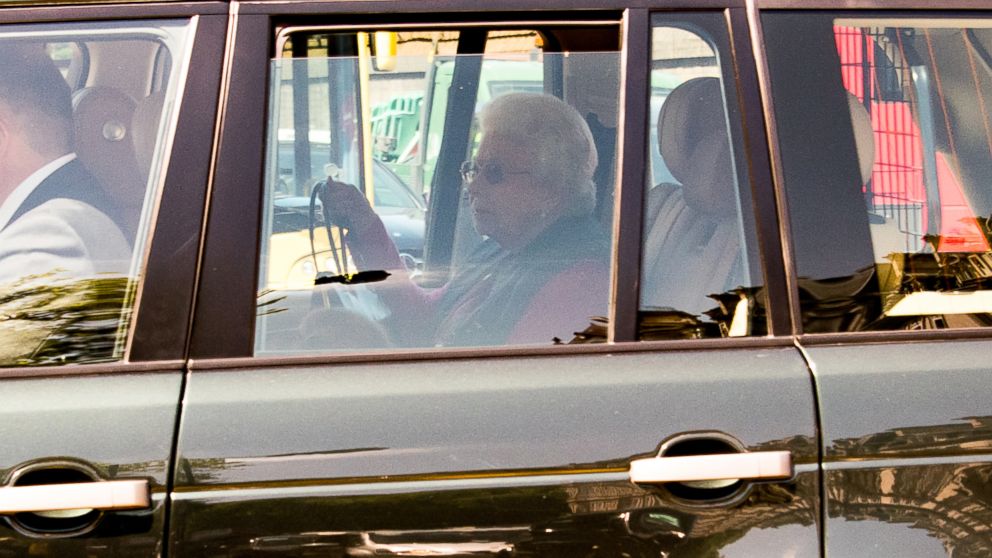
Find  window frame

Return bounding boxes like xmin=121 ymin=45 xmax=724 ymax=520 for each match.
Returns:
xmin=189 ymin=1 xmax=793 ymax=364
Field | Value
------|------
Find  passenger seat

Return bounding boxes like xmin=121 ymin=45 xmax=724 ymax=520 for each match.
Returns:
xmin=72 ymin=86 xmax=151 ymax=241
xmin=640 ymin=77 xmax=743 ymax=317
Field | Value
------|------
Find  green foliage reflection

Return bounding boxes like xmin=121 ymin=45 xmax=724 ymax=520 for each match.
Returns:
xmin=0 ymin=274 xmax=132 ymax=366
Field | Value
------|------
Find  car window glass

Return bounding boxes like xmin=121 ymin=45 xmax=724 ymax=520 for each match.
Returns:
xmin=0 ymin=20 xmax=194 ymax=366
xmin=48 ymin=42 xmax=84 ymax=86
xmin=766 ymin=14 xmax=992 ymax=332
xmin=255 ymin=25 xmax=620 ymax=354
xmin=639 ymin=17 xmax=764 ymax=339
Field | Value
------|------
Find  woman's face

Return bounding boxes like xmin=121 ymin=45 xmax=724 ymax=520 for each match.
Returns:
xmin=466 ymin=133 xmax=561 ymax=250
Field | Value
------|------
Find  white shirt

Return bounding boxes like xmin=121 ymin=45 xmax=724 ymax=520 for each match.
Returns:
xmin=0 ymin=153 xmax=76 ymax=231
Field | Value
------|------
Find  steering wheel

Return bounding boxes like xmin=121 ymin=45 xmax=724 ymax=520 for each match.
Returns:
xmin=307 ymin=174 xmax=391 ymax=287
xmin=308 ymin=179 xmax=350 ymax=284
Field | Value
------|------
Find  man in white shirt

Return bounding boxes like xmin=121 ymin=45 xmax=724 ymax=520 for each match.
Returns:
xmin=0 ymin=45 xmax=131 ymax=363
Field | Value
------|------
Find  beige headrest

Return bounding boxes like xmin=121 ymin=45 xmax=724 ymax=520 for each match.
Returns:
xmin=72 ymin=86 xmax=142 ymax=201
xmin=847 ymin=92 xmax=876 ymax=185
xmin=657 ymin=77 xmax=736 ymax=217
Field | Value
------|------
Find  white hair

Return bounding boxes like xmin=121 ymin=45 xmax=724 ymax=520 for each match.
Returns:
xmin=478 ymin=93 xmax=598 ymax=215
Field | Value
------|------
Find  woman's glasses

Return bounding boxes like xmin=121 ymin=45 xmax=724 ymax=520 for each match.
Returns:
xmin=460 ymin=160 xmax=532 ymax=185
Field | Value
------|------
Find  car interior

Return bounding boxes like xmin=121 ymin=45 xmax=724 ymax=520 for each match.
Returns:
xmin=0 ymin=21 xmax=190 ymax=365
xmin=255 ymin=18 xmax=627 ymax=353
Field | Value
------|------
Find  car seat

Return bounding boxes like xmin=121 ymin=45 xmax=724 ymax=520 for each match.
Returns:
xmin=131 ymin=90 xmax=165 ymax=181
xmin=72 ymin=86 xmax=144 ymax=240
xmin=640 ymin=77 xmax=743 ymax=317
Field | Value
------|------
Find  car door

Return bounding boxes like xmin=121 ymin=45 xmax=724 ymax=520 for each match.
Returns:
xmin=761 ymin=7 xmax=992 ymax=556
xmin=174 ymin=4 xmax=821 ymax=557
xmin=0 ymin=3 xmax=225 ymax=555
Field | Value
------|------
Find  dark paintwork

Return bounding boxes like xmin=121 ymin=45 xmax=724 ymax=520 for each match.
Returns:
xmin=807 ymin=340 xmax=992 ymax=556
xmin=172 ymin=347 xmax=820 ymax=556
xmin=186 ymin=335 xmax=792 ymax=372
xmin=172 ymin=477 xmax=821 ymax=557
xmin=238 ymin=0 xmax=747 ymax=14
xmin=3 ymin=0 xmax=992 ymax=557
xmin=188 ymin=13 xmax=270 ymax=360
xmin=610 ymin=7 xmax=650 ymax=342
xmin=129 ymin=13 xmax=229 ymax=362
xmin=0 ymin=6 xmax=214 ymax=558
xmin=0 ymin=2 xmax=225 ymax=23
xmin=726 ymin=7 xmax=795 ymax=337
xmin=0 ymin=1 xmax=218 ymax=555
xmin=0 ymin=372 xmax=182 ymax=556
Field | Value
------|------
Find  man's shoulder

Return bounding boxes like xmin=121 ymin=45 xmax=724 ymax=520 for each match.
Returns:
xmin=13 ymin=196 xmax=114 ymax=227
xmin=0 ymin=204 xmax=129 ymax=289
xmin=0 ymin=172 xmax=131 ymax=285
xmin=10 ymin=159 xmax=125 ymax=232
xmin=2 ymin=196 xmax=128 ymax=250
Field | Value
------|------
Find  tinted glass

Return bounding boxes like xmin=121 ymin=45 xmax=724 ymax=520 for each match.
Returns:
xmin=766 ymin=14 xmax=992 ymax=332
xmin=256 ymin=29 xmax=619 ymax=354
xmin=0 ymin=20 xmax=194 ymax=366
xmin=639 ymin=17 xmax=764 ymax=339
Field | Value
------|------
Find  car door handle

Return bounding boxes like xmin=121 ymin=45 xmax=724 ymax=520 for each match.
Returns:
xmin=0 ymin=480 xmax=150 ymax=514
xmin=628 ymin=450 xmax=792 ymax=484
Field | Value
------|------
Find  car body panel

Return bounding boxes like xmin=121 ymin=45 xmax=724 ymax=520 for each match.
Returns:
xmin=175 ymin=5 xmax=822 ymax=557
xmin=0 ymin=369 xmax=182 ymax=556
xmin=6 ymin=1 xmax=992 ymax=556
xmin=0 ymin=4 xmax=221 ymax=555
xmin=805 ymin=340 xmax=992 ymax=556
xmin=172 ymin=347 xmax=821 ymax=556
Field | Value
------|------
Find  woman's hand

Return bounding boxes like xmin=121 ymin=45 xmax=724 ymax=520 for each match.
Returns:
xmin=317 ymin=179 xmax=402 ymax=271
xmin=318 ymin=180 xmax=382 ymax=234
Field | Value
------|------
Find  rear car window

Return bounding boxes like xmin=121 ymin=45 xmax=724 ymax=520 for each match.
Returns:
xmin=765 ymin=13 xmax=992 ymax=333
xmin=0 ymin=20 xmax=194 ymax=366
xmin=639 ymin=15 xmax=765 ymax=340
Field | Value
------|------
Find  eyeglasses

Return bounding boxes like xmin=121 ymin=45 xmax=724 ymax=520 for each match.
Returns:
xmin=460 ymin=160 xmax=532 ymax=185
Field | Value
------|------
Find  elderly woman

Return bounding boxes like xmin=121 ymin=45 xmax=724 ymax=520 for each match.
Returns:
xmin=323 ymin=92 xmax=610 ymax=347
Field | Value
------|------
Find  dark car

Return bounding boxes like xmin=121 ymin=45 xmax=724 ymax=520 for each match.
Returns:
xmin=2 ymin=2 xmax=992 ymax=558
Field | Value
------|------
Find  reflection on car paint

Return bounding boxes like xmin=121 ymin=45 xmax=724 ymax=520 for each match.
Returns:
xmin=173 ymin=475 xmax=819 ymax=557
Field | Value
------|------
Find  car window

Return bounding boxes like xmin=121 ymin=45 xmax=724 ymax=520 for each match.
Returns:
xmin=372 ymin=162 xmax=424 ymax=210
xmin=0 ymin=20 xmax=194 ymax=366
xmin=255 ymin=25 xmax=621 ymax=353
xmin=765 ymin=14 xmax=992 ymax=333
xmin=638 ymin=17 xmax=764 ymax=340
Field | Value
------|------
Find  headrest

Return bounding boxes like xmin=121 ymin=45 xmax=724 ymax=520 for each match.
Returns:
xmin=72 ymin=86 xmax=144 ymax=238
xmin=847 ymin=92 xmax=876 ymax=185
xmin=72 ymin=86 xmax=142 ymax=198
xmin=657 ymin=77 xmax=736 ymax=217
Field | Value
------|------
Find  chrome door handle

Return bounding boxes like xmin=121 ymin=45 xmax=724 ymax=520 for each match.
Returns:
xmin=629 ymin=451 xmax=792 ymax=484
xmin=0 ymin=480 xmax=150 ymax=514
